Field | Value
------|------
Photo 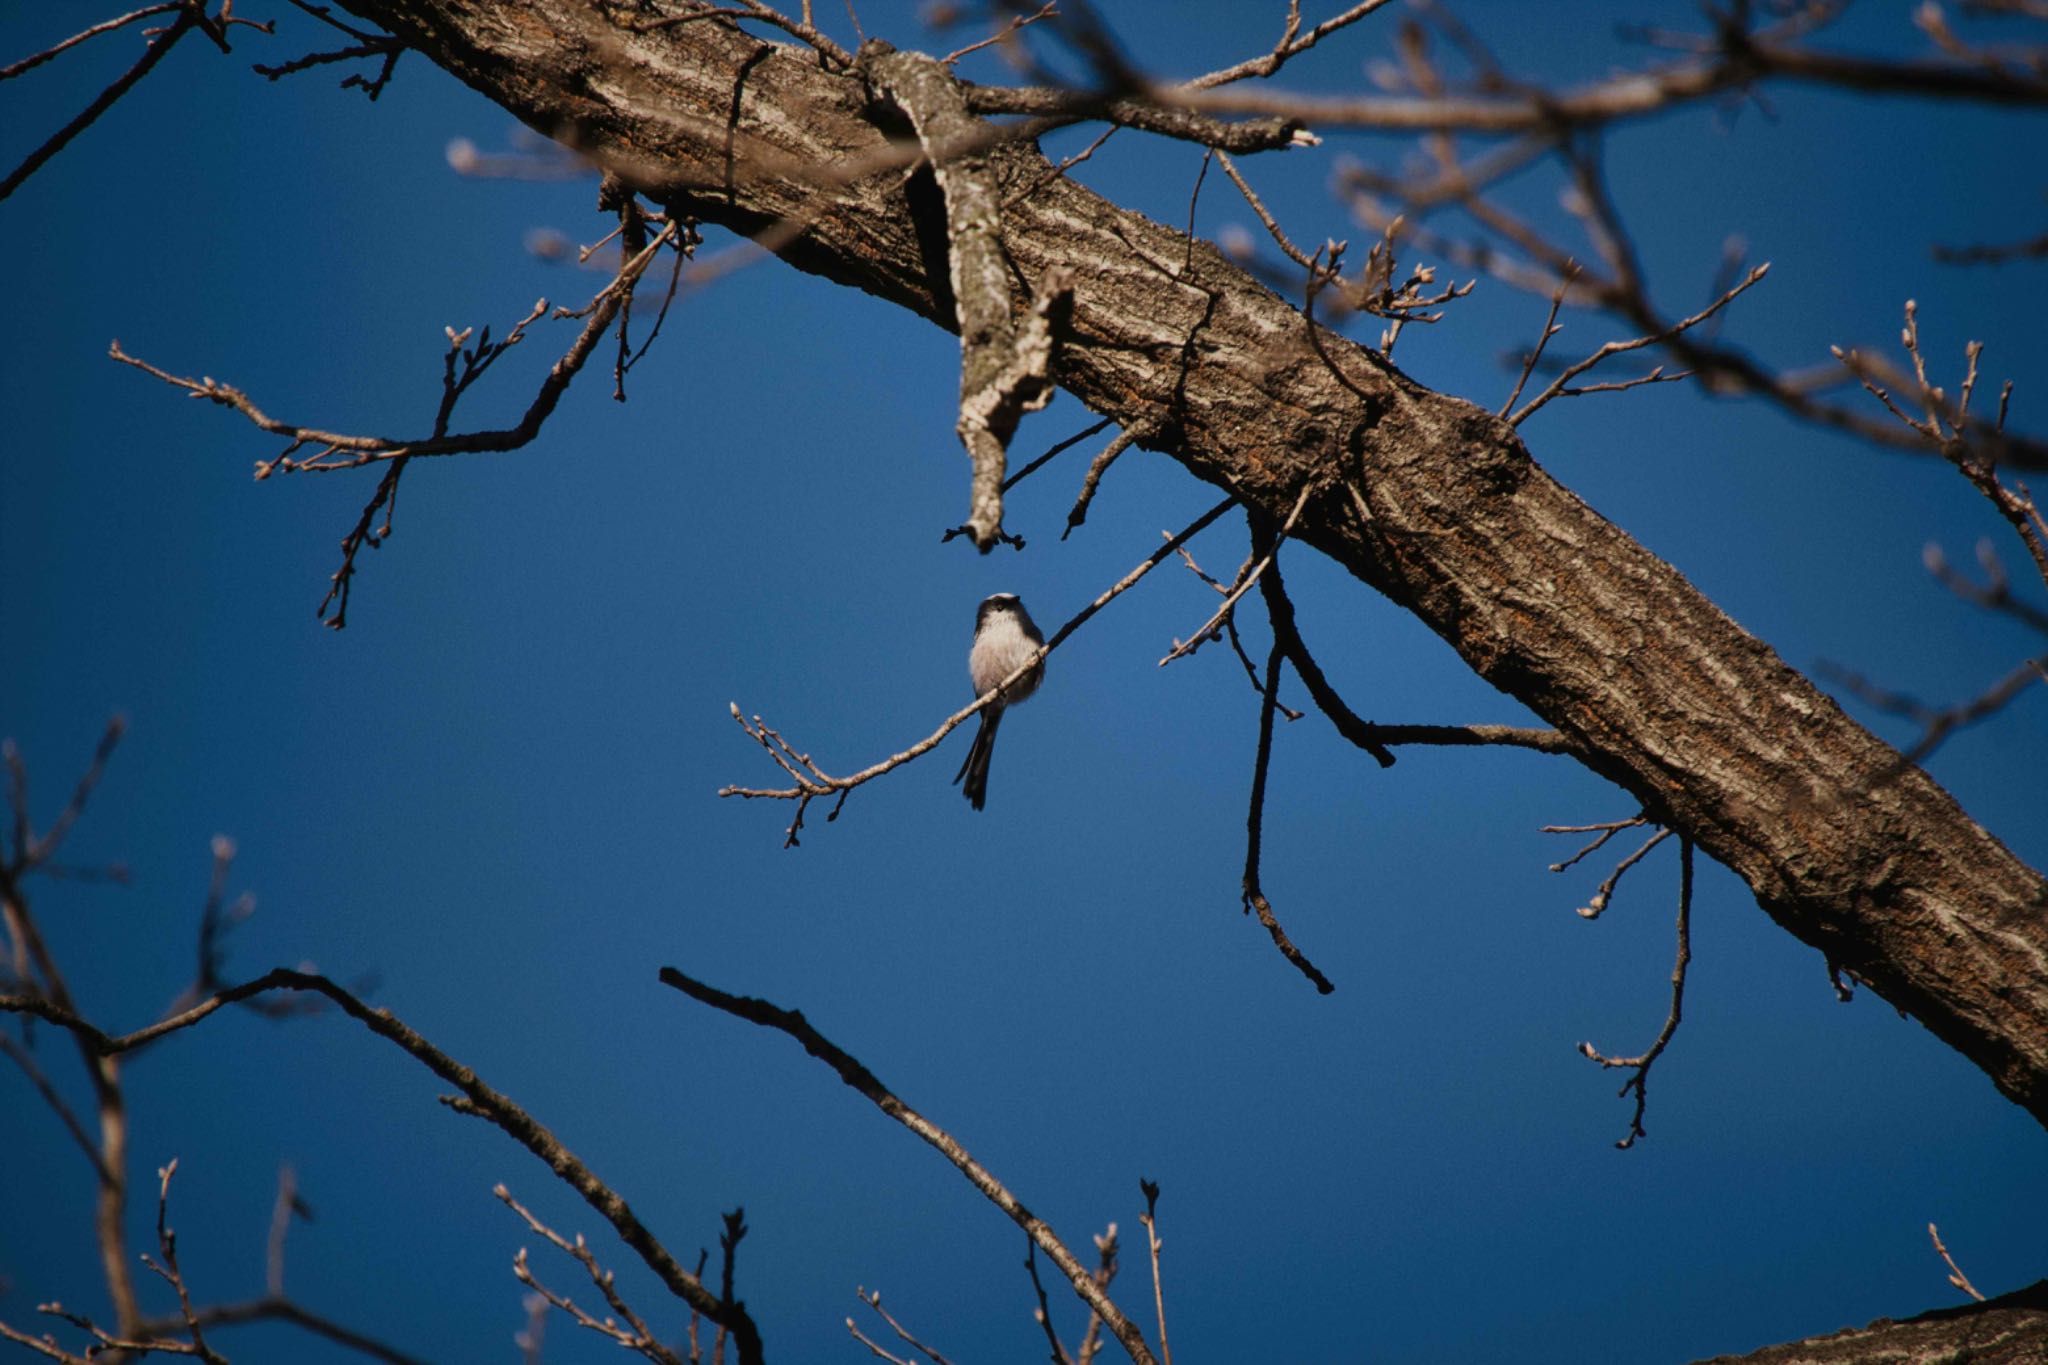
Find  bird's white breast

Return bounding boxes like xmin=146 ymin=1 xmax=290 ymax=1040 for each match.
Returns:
xmin=970 ymin=612 xmax=1043 ymax=700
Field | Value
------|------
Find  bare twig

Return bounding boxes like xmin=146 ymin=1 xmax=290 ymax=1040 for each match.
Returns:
xmin=500 ymin=1184 xmax=686 ymax=1365
xmin=657 ymin=967 xmax=1159 ymax=1365
xmin=1500 ymin=268 xmax=1573 ymax=417
xmin=0 ymin=968 xmax=765 ymax=1365
xmin=1241 ymin=625 xmax=1336 ymax=994
xmin=112 ymin=221 xmax=683 ymax=625
xmin=0 ymin=1032 xmax=112 ymax=1184
xmin=1023 ymin=1241 xmax=1078 ymax=1365
xmin=721 ymin=496 xmax=1236 ymax=843
xmin=1579 ymin=840 xmax=1694 ymax=1149
xmin=143 ymin=1160 xmax=225 ymax=1363
xmin=1557 ymin=824 xmax=1673 ymax=921
xmin=1160 ymin=485 xmax=1311 ymax=666
xmin=1510 ymin=265 xmax=1768 ymax=425
xmin=1928 ymin=1222 xmax=1988 ymax=1302
xmin=1136 ymin=1181 xmax=1171 ymax=1365
xmin=1 ymin=4 xmax=248 ymax=203
xmin=851 ymin=1288 xmax=953 ymax=1365
xmin=0 ymin=4 xmax=182 ymax=81
xmin=1543 ymin=814 xmax=1647 ymax=875
xmin=1820 ymin=654 xmax=2048 ymax=767
xmin=942 ymin=2 xmax=1057 ymax=65
xmin=1007 ymin=416 xmax=1114 ymax=494
xmin=1062 ymin=419 xmax=1157 ymax=538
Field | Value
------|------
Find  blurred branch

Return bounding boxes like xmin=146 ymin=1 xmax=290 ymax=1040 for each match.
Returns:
xmin=0 ymin=3 xmax=270 ymax=204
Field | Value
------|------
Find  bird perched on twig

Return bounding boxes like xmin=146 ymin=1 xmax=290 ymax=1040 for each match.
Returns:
xmin=954 ymin=593 xmax=1044 ymax=810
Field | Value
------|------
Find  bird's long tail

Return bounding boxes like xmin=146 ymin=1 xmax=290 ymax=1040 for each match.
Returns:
xmin=954 ymin=706 xmax=1003 ymax=811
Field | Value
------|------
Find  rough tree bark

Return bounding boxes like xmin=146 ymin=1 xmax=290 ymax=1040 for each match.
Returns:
xmin=326 ymin=4 xmax=2048 ymax=1132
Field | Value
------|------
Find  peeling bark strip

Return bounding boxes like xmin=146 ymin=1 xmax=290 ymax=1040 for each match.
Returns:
xmin=336 ymin=4 xmax=2048 ymax=1125
xmin=860 ymin=42 xmax=1072 ymax=551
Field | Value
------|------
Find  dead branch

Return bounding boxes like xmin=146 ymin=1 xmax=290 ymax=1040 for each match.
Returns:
xmin=0 ymin=967 xmax=764 ymax=1365
xmin=657 ymin=965 xmax=1159 ymax=1365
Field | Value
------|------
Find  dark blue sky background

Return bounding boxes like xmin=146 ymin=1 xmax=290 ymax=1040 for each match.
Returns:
xmin=4 ymin=3 xmax=2046 ymax=1363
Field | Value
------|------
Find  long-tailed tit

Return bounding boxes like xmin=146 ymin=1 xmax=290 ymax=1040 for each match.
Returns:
xmin=954 ymin=593 xmax=1045 ymax=811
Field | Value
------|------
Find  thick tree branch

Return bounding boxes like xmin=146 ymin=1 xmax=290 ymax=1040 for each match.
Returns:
xmin=320 ymin=4 xmax=2048 ymax=1128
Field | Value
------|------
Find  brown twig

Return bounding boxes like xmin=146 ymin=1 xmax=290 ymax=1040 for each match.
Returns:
xmin=942 ymin=2 xmax=1057 ymax=65
xmin=1820 ymin=654 xmax=2048 ymax=767
xmin=110 ymin=223 xmax=679 ymax=477
xmin=1185 ymin=0 xmax=1398 ymax=91
xmin=0 ymin=1032 xmax=112 ymax=1184
xmin=1160 ymin=485 xmax=1311 ymax=666
xmin=1075 ymin=1224 xmax=1118 ymax=1365
xmin=1023 ymin=1241 xmax=1078 ymax=1365
xmin=1135 ymin=1181 xmax=1171 ymax=1365
xmin=657 ymin=966 xmax=1159 ymax=1365
xmin=851 ymin=1287 xmax=953 ymax=1365
xmin=1543 ymin=814 xmax=1647 ymax=875
xmin=1062 ymin=419 xmax=1158 ymax=537
xmin=1007 ymin=416 xmax=1114 ymax=493
xmin=112 ymin=221 xmax=681 ymax=625
xmin=0 ymin=4 xmax=250 ymax=203
xmin=142 ymin=1159 xmax=225 ymax=1363
xmin=1928 ymin=1222 xmax=1988 ymax=1302
xmin=721 ymin=496 xmax=1236 ymax=843
xmin=0 ymin=4 xmax=182 ymax=81
xmin=1557 ymin=824 xmax=1673 ymax=921
xmin=1510 ymin=265 xmax=1768 ymax=426
xmin=0 ymin=968 xmax=765 ymax=1365
xmin=1578 ymin=839 xmax=1694 ymax=1149
xmin=1239 ymin=544 xmax=1337 ymax=995
xmin=500 ymin=1184 xmax=686 ymax=1365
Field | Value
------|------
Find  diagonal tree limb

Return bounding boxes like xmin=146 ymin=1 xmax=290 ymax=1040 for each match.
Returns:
xmin=303 ymin=4 xmax=2048 ymax=1128
xmin=658 ymin=966 xmax=1159 ymax=1365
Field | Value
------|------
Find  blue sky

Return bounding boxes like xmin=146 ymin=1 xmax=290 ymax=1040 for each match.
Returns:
xmin=3 ymin=3 xmax=2045 ymax=1363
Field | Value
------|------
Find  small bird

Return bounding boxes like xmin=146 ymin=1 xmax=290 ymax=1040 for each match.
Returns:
xmin=954 ymin=593 xmax=1045 ymax=810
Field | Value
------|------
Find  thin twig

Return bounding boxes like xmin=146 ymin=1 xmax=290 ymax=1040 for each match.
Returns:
xmin=1928 ymin=1222 xmax=1987 ymax=1302
xmin=658 ymin=967 xmax=1159 ymax=1365
xmin=721 ymin=496 xmax=1236 ymax=843
xmin=1579 ymin=840 xmax=1694 ymax=1149
xmin=0 ymin=5 xmax=207 ymax=203
xmin=0 ymin=4 xmax=182 ymax=81
xmin=1136 ymin=1181 xmax=1171 ymax=1365
xmin=1510 ymin=265 xmax=1769 ymax=425
xmin=1160 ymin=485 xmax=1312 ymax=666
xmin=0 ymin=968 xmax=764 ymax=1365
